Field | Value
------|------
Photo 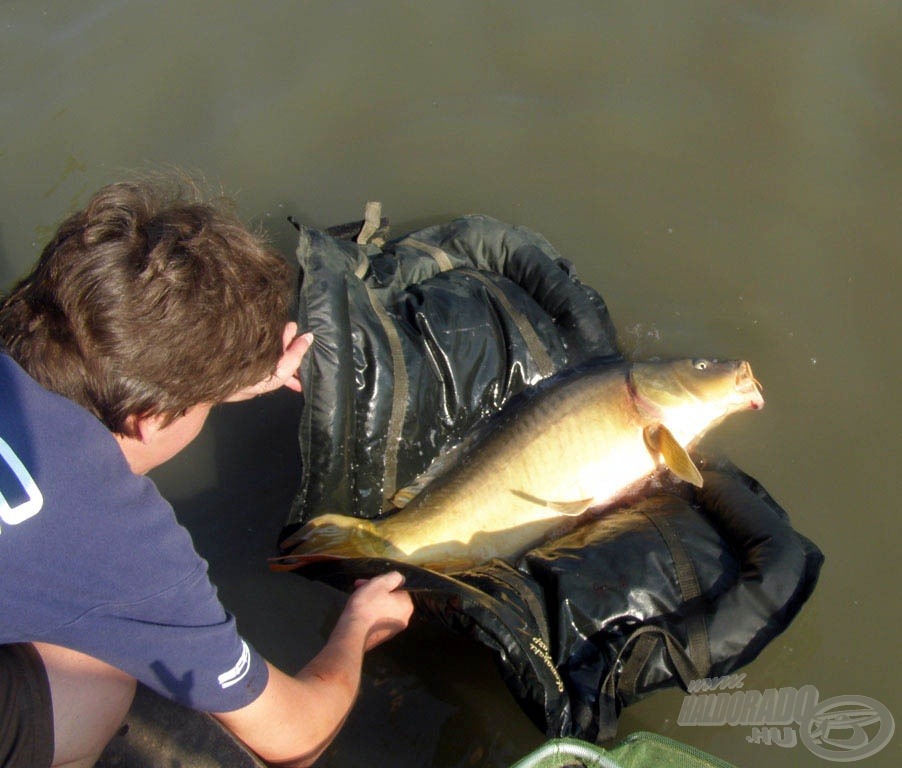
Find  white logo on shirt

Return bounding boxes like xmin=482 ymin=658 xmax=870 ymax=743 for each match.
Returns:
xmin=218 ymin=639 xmax=251 ymax=689
xmin=0 ymin=436 xmax=44 ymax=534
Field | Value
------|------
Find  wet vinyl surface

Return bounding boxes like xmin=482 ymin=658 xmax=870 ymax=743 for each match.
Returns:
xmin=2 ymin=3 xmax=900 ymax=766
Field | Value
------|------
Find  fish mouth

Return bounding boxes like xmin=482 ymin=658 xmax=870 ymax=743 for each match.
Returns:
xmin=736 ymin=361 xmax=765 ymax=410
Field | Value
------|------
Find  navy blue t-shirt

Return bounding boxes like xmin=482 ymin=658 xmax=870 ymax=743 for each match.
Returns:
xmin=0 ymin=353 xmax=269 ymax=712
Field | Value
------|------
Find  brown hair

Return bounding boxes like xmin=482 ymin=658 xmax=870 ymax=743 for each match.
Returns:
xmin=0 ymin=176 xmax=293 ymax=435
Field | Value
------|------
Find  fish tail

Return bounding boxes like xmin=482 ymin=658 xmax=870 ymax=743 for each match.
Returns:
xmin=269 ymin=514 xmax=384 ymax=571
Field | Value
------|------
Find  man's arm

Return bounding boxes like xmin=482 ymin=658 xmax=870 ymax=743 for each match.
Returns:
xmin=212 ymin=571 xmax=413 ymax=767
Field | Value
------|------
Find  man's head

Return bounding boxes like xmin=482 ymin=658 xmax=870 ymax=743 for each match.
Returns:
xmin=0 ymin=176 xmax=293 ymax=436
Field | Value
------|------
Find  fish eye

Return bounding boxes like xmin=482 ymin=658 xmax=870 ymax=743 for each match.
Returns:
xmin=693 ymin=359 xmax=710 ymax=370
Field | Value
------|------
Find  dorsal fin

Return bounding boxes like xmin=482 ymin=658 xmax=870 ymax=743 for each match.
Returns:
xmin=391 ymin=423 xmax=493 ymax=508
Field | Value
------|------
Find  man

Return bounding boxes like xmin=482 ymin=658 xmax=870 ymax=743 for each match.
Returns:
xmin=0 ymin=178 xmax=414 ymax=768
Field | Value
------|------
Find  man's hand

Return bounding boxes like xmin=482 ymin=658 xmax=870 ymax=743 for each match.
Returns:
xmin=346 ymin=572 xmax=415 ymax=651
xmin=226 ymin=322 xmax=312 ymax=402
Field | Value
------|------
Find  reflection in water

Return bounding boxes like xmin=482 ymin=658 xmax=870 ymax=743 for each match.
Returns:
xmin=2 ymin=3 xmax=899 ymax=766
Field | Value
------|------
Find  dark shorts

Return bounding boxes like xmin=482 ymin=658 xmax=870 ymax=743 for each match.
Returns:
xmin=0 ymin=643 xmax=54 ymax=768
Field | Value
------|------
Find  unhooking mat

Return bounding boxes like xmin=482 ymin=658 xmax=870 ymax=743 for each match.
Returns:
xmin=277 ymin=211 xmax=823 ymax=742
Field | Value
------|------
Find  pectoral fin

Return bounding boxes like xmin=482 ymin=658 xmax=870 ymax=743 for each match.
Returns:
xmin=643 ymin=424 xmax=704 ymax=487
xmin=510 ymin=489 xmax=594 ymax=516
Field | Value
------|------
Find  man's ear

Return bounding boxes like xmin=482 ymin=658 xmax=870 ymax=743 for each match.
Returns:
xmin=124 ymin=412 xmax=166 ymax=444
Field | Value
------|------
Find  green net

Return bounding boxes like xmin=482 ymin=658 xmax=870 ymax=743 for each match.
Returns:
xmin=510 ymin=733 xmax=739 ymax=768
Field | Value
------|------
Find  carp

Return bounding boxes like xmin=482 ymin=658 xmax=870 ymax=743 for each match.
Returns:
xmin=277 ymin=359 xmax=764 ymax=573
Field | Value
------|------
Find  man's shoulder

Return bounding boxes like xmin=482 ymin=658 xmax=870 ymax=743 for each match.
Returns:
xmin=1 ymin=352 xmax=110 ymax=449
xmin=1 ymin=350 xmax=200 ymax=609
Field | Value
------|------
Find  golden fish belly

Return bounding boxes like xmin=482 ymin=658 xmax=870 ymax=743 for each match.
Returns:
xmin=377 ymin=368 xmax=658 ymax=565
